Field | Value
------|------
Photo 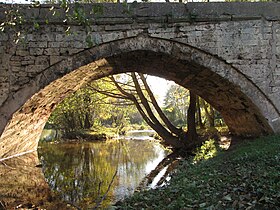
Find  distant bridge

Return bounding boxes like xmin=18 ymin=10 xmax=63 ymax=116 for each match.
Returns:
xmin=0 ymin=2 xmax=280 ymax=158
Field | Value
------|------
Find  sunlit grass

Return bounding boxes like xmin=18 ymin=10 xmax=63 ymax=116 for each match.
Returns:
xmin=193 ymin=139 xmax=218 ymax=162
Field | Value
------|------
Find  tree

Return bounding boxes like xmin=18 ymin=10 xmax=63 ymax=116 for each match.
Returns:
xmin=91 ymin=73 xmax=200 ymax=151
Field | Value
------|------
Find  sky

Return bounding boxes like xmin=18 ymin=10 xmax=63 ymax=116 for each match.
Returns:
xmin=147 ymin=75 xmax=174 ymax=106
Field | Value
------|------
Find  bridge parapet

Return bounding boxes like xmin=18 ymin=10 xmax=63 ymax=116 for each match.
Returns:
xmin=1 ymin=2 xmax=280 ymax=25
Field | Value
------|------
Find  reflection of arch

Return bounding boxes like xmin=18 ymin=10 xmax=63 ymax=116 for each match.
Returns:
xmin=0 ymin=35 xmax=278 ymax=158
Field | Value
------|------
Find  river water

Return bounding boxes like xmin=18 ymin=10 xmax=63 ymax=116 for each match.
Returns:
xmin=38 ymin=137 xmax=169 ymax=209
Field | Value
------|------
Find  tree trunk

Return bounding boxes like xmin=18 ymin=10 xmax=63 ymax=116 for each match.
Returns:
xmin=201 ymin=99 xmax=215 ymax=127
xmin=84 ymin=112 xmax=91 ymax=129
xmin=196 ymin=97 xmax=204 ymax=129
xmin=209 ymin=106 xmax=215 ymax=127
xmin=187 ymin=90 xmax=197 ymax=142
xmin=138 ymin=73 xmax=182 ymax=136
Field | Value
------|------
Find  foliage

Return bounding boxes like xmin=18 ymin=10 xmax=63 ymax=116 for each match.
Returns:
xmin=163 ymin=85 xmax=189 ymax=127
xmin=193 ymin=138 xmax=218 ymax=162
xmin=116 ymin=135 xmax=280 ymax=209
xmin=47 ymin=78 xmax=142 ymax=137
xmin=163 ymin=84 xmax=226 ymax=131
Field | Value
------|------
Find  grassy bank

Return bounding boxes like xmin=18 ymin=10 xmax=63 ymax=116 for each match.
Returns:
xmin=115 ymin=135 xmax=280 ymax=209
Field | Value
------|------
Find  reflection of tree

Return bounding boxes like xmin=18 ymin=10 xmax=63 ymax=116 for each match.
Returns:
xmin=38 ymin=140 xmax=167 ymax=208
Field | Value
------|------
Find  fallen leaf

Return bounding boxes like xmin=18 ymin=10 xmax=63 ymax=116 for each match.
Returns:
xmin=223 ymin=194 xmax=232 ymax=201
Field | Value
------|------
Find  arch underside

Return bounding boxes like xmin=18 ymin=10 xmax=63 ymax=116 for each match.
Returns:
xmin=0 ymin=36 xmax=276 ymax=158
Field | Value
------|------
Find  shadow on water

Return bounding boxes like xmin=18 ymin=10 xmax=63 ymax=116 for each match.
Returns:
xmin=37 ymin=139 xmax=170 ymax=209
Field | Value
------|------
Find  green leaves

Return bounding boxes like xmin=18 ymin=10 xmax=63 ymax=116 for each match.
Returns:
xmin=85 ymin=34 xmax=94 ymax=48
xmin=33 ymin=22 xmax=40 ymax=30
xmin=193 ymin=139 xmax=218 ymax=162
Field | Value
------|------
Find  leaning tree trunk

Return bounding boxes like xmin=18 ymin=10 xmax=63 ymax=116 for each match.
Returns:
xmin=138 ymin=73 xmax=182 ymax=136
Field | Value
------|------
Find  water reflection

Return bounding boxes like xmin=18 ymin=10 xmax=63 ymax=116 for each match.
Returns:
xmin=124 ymin=130 xmax=156 ymax=140
xmin=0 ymin=152 xmax=71 ymax=209
xmin=38 ymin=139 xmax=168 ymax=209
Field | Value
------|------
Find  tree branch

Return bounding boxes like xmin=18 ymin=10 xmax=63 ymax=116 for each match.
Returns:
xmin=139 ymin=73 xmax=182 ymax=136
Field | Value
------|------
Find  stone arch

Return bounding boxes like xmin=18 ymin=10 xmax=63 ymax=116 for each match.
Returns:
xmin=0 ymin=35 xmax=278 ymax=158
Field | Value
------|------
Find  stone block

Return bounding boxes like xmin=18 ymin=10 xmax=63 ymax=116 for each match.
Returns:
xmin=68 ymin=49 xmax=83 ymax=55
xmin=59 ymin=48 xmax=83 ymax=56
xmin=55 ymin=34 xmax=64 ymax=42
xmin=11 ymin=66 xmax=23 ymax=73
xmin=35 ymin=56 xmax=49 ymax=66
xmin=70 ymin=41 xmax=87 ymax=49
xmin=10 ymin=56 xmax=23 ymax=61
xmin=148 ymin=27 xmax=175 ymax=34
xmin=101 ymin=32 xmax=125 ymax=43
xmin=21 ymin=60 xmax=35 ymax=66
xmin=43 ymin=48 xmax=60 ymax=56
xmin=26 ymin=65 xmax=47 ymax=73
xmin=50 ymin=56 xmax=64 ymax=65
xmin=40 ymin=34 xmax=55 ymax=42
xmin=47 ymin=42 xmax=61 ymax=48
xmin=17 ymin=77 xmax=30 ymax=85
xmin=30 ymin=48 xmax=44 ymax=56
xmin=16 ymin=50 xmax=30 ymax=56
xmin=10 ymin=61 xmax=22 ymax=66
xmin=25 ymin=30 xmax=49 ymax=40
xmin=105 ymin=24 xmax=132 ymax=31
xmin=28 ymin=41 xmax=48 ymax=48
xmin=59 ymin=42 xmax=72 ymax=48
xmin=73 ymin=33 xmax=88 ymax=42
xmin=126 ymin=29 xmax=143 ymax=37
xmin=150 ymin=32 xmax=176 ymax=40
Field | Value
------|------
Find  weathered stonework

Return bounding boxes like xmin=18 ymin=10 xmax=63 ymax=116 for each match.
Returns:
xmin=0 ymin=2 xmax=280 ymax=158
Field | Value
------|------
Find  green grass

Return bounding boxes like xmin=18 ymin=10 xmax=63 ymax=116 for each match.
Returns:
xmin=114 ymin=135 xmax=280 ymax=210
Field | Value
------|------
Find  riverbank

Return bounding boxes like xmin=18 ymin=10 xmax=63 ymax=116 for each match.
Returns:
xmin=115 ymin=135 xmax=280 ymax=209
xmin=40 ymin=124 xmax=153 ymax=142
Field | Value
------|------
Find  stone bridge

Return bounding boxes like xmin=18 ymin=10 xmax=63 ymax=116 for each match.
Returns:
xmin=0 ymin=2 xmax=280 ymax=159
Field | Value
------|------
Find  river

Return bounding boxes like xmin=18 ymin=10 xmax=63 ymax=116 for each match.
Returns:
xmin=38 ymin=132 xmax=169 ymax=209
